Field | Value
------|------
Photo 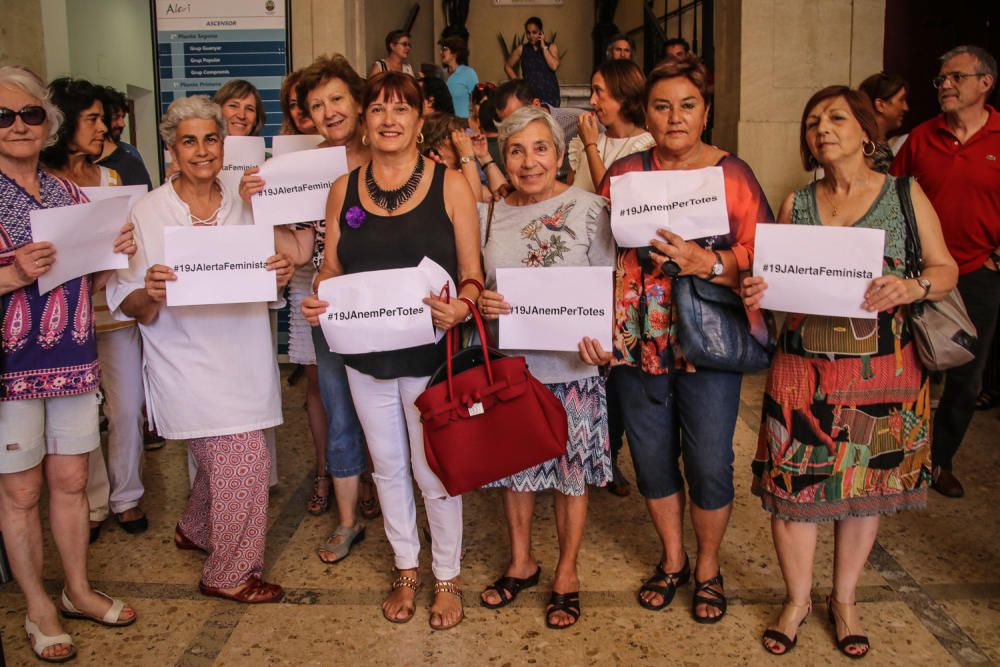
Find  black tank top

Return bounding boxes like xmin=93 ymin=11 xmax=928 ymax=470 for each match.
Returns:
xmin=337 ymin=161 xmax=458 ymax=379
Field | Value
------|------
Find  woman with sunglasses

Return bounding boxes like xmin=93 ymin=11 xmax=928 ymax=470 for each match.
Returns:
xmin=0 ymin=65 xmax=137 ymax=663
xmin=371 ymin=30 xmax=415 ymax=78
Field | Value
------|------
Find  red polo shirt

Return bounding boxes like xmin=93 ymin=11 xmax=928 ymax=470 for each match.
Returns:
xmin=891 ymin=105 xmax=1000 ymax=274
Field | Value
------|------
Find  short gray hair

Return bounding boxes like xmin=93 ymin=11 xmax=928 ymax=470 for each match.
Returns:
xmin=497 ymin=105 xmax=565 ymax=167
xmin=159 ymin=95 xmax=226 ymax=147
xmin=940 ymin=45 xmax=997 ymax=94
xmin=0 ymin=65 xmax=63 ymax=148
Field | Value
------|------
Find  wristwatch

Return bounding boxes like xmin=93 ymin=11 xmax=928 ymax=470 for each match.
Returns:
xmin=459 ymin=155 xmax=476 ymax=165
xmin=915 ymin=277 xmax=932 ymax=300
xmin=709 ymin=251 xmax=724 ymax=278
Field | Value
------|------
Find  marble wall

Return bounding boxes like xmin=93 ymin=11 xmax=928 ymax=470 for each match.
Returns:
xmin=0 ymin=0 xmax=47 ymax=78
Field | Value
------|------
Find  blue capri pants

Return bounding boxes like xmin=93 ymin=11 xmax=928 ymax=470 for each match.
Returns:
xmin=612 ymin=364 xmax=742 ymax=510
xmin=311 ymin=326 xmax=367 ymax=478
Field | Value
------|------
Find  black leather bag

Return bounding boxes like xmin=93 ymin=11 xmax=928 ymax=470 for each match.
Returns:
xmin=673 ymin=275 xmax=775 ymax=373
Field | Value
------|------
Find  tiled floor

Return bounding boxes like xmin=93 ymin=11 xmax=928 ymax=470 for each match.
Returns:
xmin=1 ymin=370 xmax=998 ymax=666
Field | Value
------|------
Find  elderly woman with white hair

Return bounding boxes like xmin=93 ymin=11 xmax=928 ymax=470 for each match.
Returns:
xmin=0 ymin=65 xmax=137 ymax=663
xmin=476 ymin=105 xmax=614 ymax=630
xmin=107 ymin=95 xmax=294 ymax=604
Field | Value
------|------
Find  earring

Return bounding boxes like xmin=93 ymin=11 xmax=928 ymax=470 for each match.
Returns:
xmin=862 ymin=139 xmax=876 ymax=157
xmin=417 ymin=132 xmax=425 ymax=145
xmin=361 ymin=134 xmax=368 ymax=146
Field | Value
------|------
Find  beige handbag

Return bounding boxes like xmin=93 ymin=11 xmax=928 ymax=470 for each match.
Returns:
xmin=898 ymin=178 xmax=977 ymax=371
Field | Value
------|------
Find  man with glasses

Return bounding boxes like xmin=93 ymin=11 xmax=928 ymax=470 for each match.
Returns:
xmin=892 ymin=45 xmax=1000 ymax=498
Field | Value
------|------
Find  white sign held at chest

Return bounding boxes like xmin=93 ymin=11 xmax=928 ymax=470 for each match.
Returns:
xmin=318 ymin=257 xmax=455 ymax=355
xmin=496 ymin=266 xmax=613 ymax=352
xmin=609 ymin=166 xmax=729 ymax=246
xmin=219 ymin=136 xmax=266 ymax=194
xmin=163 ymin=225 xmax=276 ymax=307
xmin=251 ymin=146 xmax=348 ymax=226
xmin=753 ymin=224 xmax=885 ymax=319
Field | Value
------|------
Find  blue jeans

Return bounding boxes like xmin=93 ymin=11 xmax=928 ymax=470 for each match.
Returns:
xmin=611 ymin=365 xmax=742 ymax=509
xmin=311 ymin=326 xmax=367 ymax=478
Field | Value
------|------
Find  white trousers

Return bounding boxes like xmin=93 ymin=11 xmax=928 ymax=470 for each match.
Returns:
xmin=87 ymin=326 xmax=145 ymax=520
xmin=345 ymin=366 xmax=462 ymax=580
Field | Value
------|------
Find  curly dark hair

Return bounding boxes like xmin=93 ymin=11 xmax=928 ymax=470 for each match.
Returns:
xmin=40 ymin=77 xmax=105 ymax=170
xmin=295 ymin=53 xmax=365 ymax=116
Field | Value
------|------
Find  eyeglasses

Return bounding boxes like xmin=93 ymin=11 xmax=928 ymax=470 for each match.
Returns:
xmin=0 ymin=105 xmax=46 ymax=129
xmin=932 ymin=72 xmax=985 ymax=88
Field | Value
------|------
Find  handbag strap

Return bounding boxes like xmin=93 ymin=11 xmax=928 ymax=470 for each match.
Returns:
xmin=483 ymin=198 xmax=496 ymax=245
xmin=442 ymin=284 xmax=495 ymax=400
xmin=896 ymin=176 xmax=923 ymax=278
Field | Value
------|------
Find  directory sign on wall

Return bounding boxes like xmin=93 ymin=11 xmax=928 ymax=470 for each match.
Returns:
xmin=153 ymin=0 xmax=290 ymax=171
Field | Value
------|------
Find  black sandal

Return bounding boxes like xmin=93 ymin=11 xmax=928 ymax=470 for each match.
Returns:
xmin=637 ymin=554 xmax=691 ymax=611
xmin=827 ymin=597 xmax=870 ymax=659
xmin=545 ymin=591 xmax=580 ymax=630
xmin=480 ymin=567 xmax=541 ymax=609
xmin=692 ymin=572 xmax=727 ymax=624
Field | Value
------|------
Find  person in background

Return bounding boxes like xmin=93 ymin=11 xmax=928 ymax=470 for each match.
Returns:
xmin=891 ymin=44 xmax=1000 ymax=499
xmin=504 ymin=17 xmax=561 ymax=108
xmin=582 ymin=56 xmax=772 ymax=625
xmin=419 ymin=76 xmax=455 ymax=116
xmin=421 ymin=111 xmax=508 ymax=201
xmin=567 ymin=58 xmax=654 ymax=496
xmin=213 ymin=79 xmax=265 ymax=137
xmin=0 ymin=65 xmax=137 ymax=663
xmin=663 ymin=37 xmax=691 ymax=62
xmin=745 ymin=85 xmax=957 ymax=658
xmin=301 ymin=72 xmax=483 ymax=630
xmin=477 ymin=106 xmax=613 ymax=630
xmin=41 ymin=77 xmax=149 ymax=542
xmin=858 ymin=71 xmax=910 ymax=157
xmin=109 ymin=95 xmax=293 ymax=604
xmin=493 ymin=78 xmax=587 ymax=176
xmin=96 ymin=86 xmax=152 ymax=189
xmin=469 ymin=82 xmax=502 ymax=170
xmin=606 ymin=34 xmax=636 ymax=61
xmin=439 ymin=37 xmax=478 ymax=119
xmin=371 ymin=30 xmax=415 ymax=77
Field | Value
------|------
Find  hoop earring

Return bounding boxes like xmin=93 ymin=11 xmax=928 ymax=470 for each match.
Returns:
xmin=361 ymin=134 xmax=368 ymax=146
xmin=417 ymin=132 xmax=424 ymax=145
xmin=862 ymin=140 xmax=876 ymax=157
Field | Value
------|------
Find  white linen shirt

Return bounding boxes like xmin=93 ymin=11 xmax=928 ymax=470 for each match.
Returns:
xmin=106 ymin=177 xmax=282 ymax=440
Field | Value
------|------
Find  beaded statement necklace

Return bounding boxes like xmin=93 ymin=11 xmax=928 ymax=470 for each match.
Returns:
xmin=365 ymin=154 xmax=425 ymax=213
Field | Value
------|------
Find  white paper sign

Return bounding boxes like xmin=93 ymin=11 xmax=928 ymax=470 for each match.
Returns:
xmin=610 ymin=166 xmax=729 ymax=246
xmin=30 ymin=196 xmax=131 ymax=295
xmin=318 ymin=257 xmax=455 ymax=355
xmin=251 ymin=146 xmax=348 ymax=226
xmin=272 ymin=134 xmax=324 ymax=157
xmin=163 ymin=225 xmax=276 ymax=306
xmin=220 ymin=136 xmax=266 ymax=193
xmin=81 ymin=185 xmax=149 ymax=211
xmin=753 ymin=224 xmax=885 ymax=319
xmin=496 ymin=266 xmax=613 ymax=351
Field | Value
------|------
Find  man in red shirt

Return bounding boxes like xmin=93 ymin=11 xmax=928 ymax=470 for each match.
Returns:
xmin=892 ymin=45 xmax=1000 ymax=498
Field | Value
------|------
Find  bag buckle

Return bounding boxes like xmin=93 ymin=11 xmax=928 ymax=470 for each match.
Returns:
xmin=468 ymin=401 xmax=484 ymax=416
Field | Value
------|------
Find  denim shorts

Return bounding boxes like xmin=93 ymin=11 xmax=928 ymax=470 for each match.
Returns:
xmin=312 ymin=326 xmax=367 ymax=477
xmin=611 ymin=364 xmax=742 ymax=509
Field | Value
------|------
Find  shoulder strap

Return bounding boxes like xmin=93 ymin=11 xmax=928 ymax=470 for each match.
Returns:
xmin=641 ymin=149 xmax=653 ymax=172
xmin=377 ymin=59 xmax=388 ymax=72
xmin=896 ymin=176 xmax=923 ymax=277
xmin=483 ymin=198 xmax=496 ymax=245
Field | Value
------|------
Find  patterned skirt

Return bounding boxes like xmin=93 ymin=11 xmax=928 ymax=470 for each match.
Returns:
xmin=485 ymin=375 xmax=611 ymax=496
xmin=287 ymin=266 xmax=317 ymax=366
xmin=751 ymin=313 xmax=931 ymax=522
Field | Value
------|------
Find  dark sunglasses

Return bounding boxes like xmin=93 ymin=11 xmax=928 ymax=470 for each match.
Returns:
xmin=0 ymin=105 xmax=47 ymax=129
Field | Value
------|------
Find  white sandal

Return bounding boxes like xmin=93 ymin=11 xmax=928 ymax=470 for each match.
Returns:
xmin=24 ymin=616 xmax=76 ymax=663
xmin=59 ymin=589 xmax=136 ymax=627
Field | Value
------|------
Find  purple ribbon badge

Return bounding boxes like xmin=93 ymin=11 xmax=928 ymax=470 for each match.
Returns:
xmin=346 ymin=206 xmax=366 ymax=229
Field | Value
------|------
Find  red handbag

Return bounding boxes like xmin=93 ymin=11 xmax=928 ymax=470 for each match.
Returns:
xmin=415 ymin=294 xmax=569 ymax=497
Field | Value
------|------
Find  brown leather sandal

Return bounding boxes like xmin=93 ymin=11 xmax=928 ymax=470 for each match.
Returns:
xmin=199 ymin=576 xmax=284 ymax=604
xmin=383 ymin=572 xmax=420 ymax=624
xmin=429 ymin=580 xmax=464 ymax=631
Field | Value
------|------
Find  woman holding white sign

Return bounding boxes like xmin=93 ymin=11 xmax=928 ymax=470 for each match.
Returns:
xmin=742 ymin=86 xmax=957 ymax=658
xmin=243 ymin=54 xmax=378 ymax=563
xmin=109 ymin=95 xmax=294 ymax=605
xmin=581 ymin=56 xmax=774 ymax=624
xmin=302 ymin=72 xmax=483 ymax=630
xmin=0 ymin=66 xmax=138 ymax=662
xmin=476 ymin=105 xmax=614 ymax=630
